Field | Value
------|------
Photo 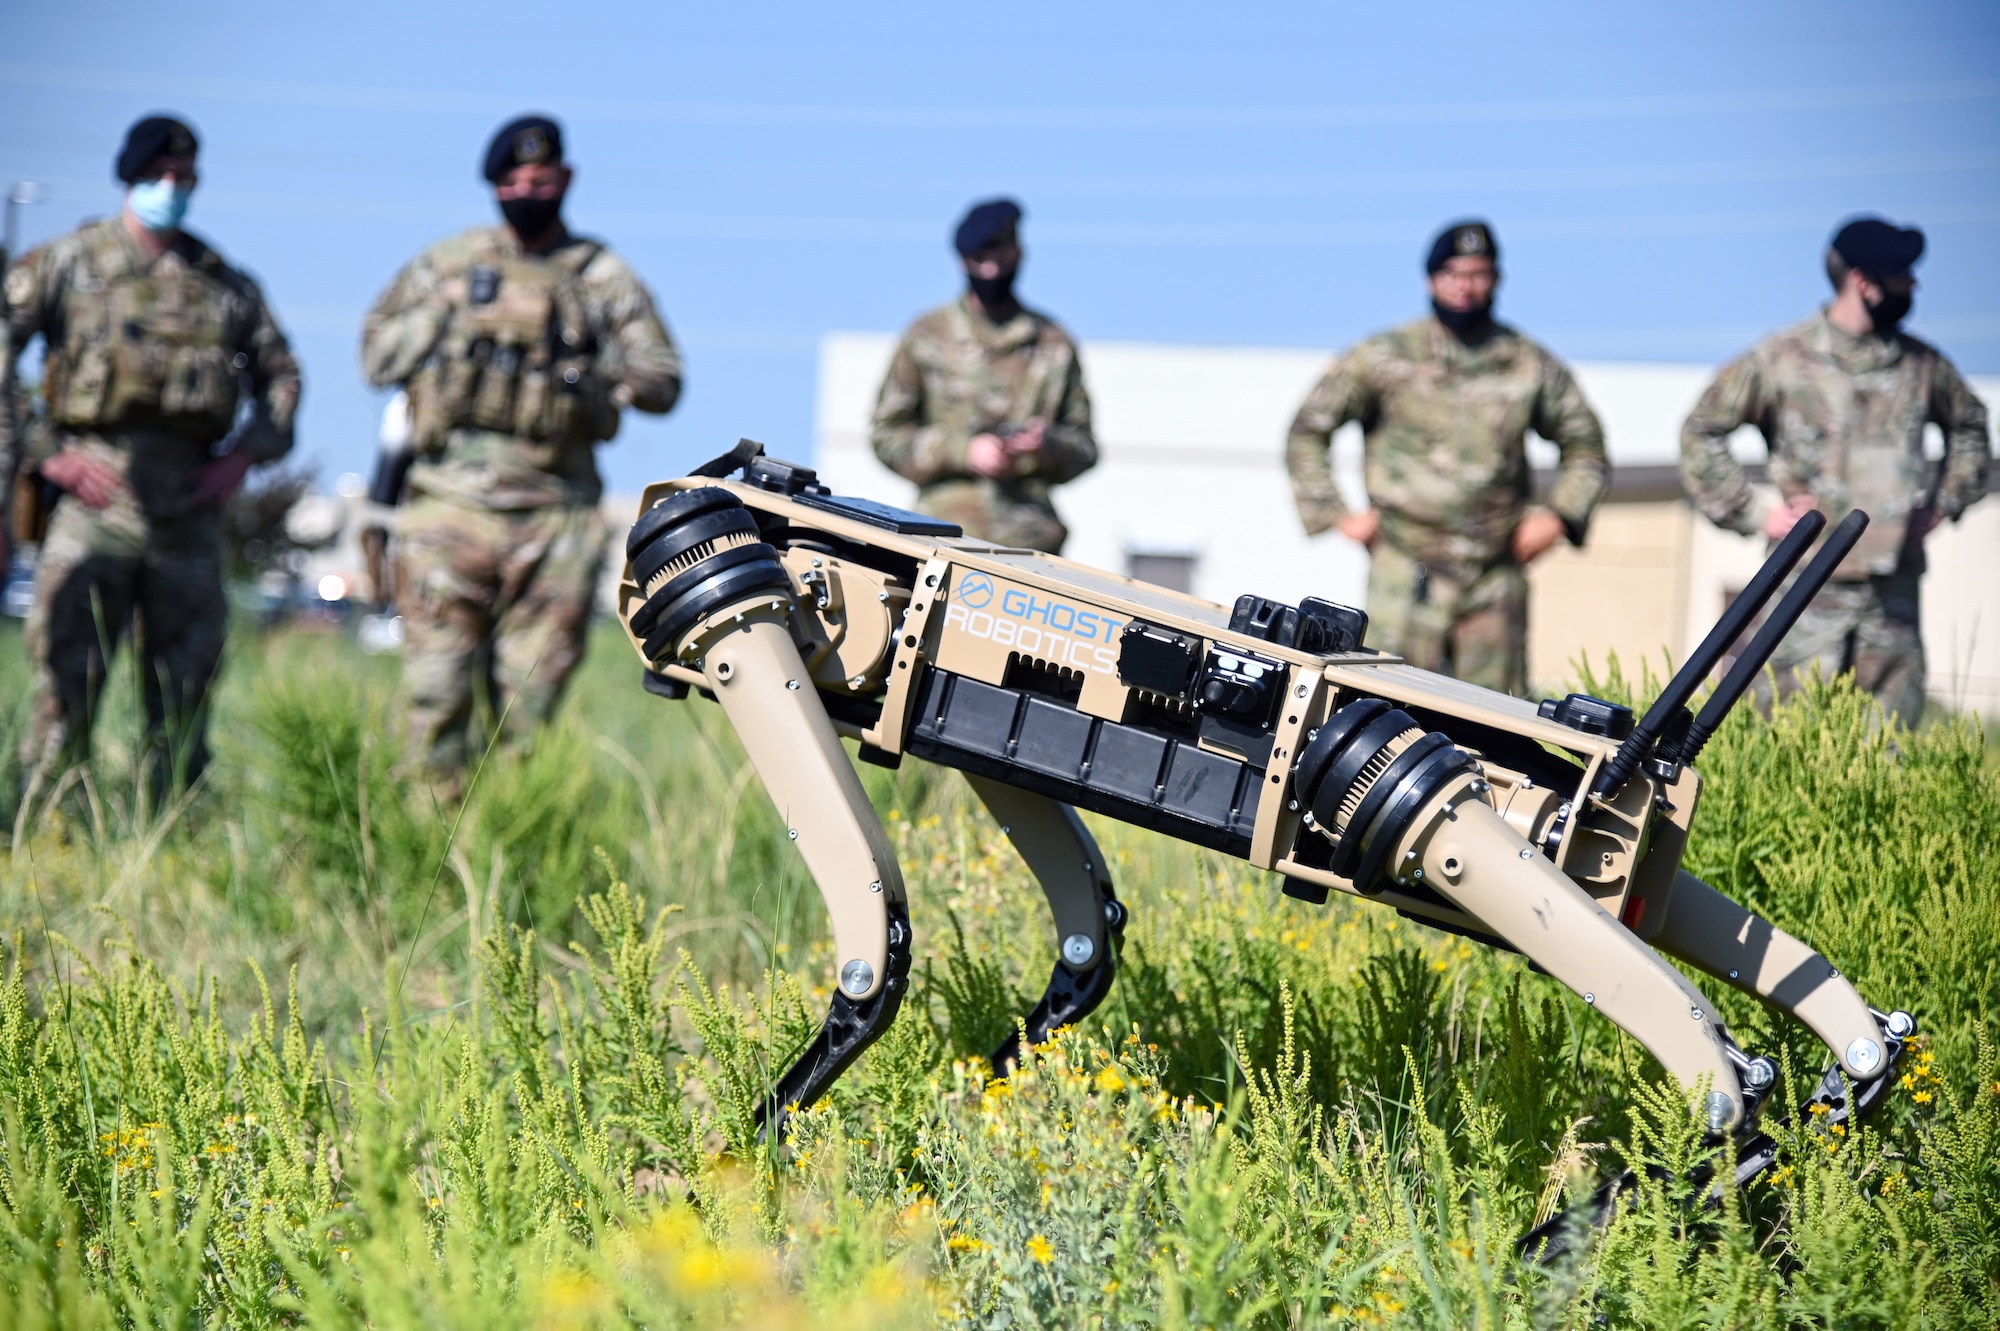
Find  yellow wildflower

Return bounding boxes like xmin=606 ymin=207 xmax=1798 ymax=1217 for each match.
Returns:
xmin=1026 ymin=1234 xmax=1054 ymax=1265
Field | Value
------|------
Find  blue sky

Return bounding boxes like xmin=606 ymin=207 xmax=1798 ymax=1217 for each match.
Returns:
xmin=4 ymin=1 xmax=1997 ymax=492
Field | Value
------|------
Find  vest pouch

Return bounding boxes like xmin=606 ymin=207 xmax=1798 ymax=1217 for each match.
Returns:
xmin=526 ymin=359 xmax=591 ymax=442
xmin=105 ymin=327 xmax=169 ymax=423
xmin=53 ymin=341 xmax=113 ymax=427
xmin=515 ymin=365 xmax=555 ymax=439
xmin=406 ymin=355 xmax=475 ymax=457
xmin=466 ymin=340 xmax=522 ymax=432
xmin=159 ymin=344 xmax=240 ymax=429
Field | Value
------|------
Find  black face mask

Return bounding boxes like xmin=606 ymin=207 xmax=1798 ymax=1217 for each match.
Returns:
xmin=1431 ymin=298 xmax=1494 ymax=341
xmin=500 ymin=194 xmax=563 ymax=241
xmin=967 ymin=272 xmax=1017 ymax=314
xmin=1866 ymin=288 xmax=1912 ymax=334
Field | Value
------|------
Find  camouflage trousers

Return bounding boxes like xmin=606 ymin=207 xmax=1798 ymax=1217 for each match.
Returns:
xmin=18 ymin=492 xmax=227 ymax=801
xmin=1364 ymin=543 xmax=1528 ymax=696
xmin=915 ymin=478 xmax=1069 ymax=553
xmin=395 ymin=497 xmax=608 ymax=782
xmin=1761 ymin=571 xmax=1925 ymax=728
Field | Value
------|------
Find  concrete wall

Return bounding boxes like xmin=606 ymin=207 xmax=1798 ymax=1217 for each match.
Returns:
xmin=813 ymin=332 xmax=2000 ymax=715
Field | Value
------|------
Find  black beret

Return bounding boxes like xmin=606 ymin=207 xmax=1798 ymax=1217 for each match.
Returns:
xmin=483 ymin=115 xmax=564 ymax=184
xmin=116 ymin=115 xmax=198 ymax=184
xmin=954 ymin=198 xmax=1023 ymax=257
xmin=1425 ymin=219 xmax=1498 ymax=274
xmin=1830 ymin=215 xmax=1924 ymax=279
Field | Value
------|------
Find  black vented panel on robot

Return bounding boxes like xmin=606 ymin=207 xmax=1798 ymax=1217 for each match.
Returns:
xmin=905 ymin=669 xmax=1261 ymax=855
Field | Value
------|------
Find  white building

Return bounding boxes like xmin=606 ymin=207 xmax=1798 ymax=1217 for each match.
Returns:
xmin=813 ymin=333 xmax=2000 ymax=717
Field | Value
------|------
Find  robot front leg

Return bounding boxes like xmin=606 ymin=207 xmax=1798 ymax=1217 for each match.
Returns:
xmin=693 ymin=610 xmax=912 ymax=1131
xmin=965 ymin=776 xmax=1127 ymax=1071
xmin=626 ymin=487 xmax=913 ymax=1134
xmin=1646 ymin=870 xmax=1915 ymax=1122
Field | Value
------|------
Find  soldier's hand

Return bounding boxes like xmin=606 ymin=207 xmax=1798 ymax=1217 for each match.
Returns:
xmin=1005 ymin=420 xmax=1047 ymax=455
xmin=968 ymin=433 xmax=1014 ymax=478
xmin=194 ymin=451 xmax=256 ymax=507
xmin=41 ymin=450 xmax=121 ymax=509
xmin=1906 ymin=506 xmax=1939 ymax=543
xmin=1511 ymin=509 xmax=1567 ymax=564
xmin=1337 ymin=509 xmax=1382 ymax=551
xmin=1764 ymin=493 xmax=1818 ymax=541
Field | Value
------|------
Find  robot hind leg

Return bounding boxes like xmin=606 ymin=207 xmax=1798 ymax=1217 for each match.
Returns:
xmin=965 ymin=775 xmax=1126 ymax=1071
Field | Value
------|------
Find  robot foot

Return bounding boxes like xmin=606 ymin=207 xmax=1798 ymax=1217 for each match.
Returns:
xmin=1519 ymin=1011 xmax=1915 ymax=1266
xmin=756 ymin=905 xmax=913 ymax=1140
xmin=989 ymin=894 xmax=1127 ymax=1074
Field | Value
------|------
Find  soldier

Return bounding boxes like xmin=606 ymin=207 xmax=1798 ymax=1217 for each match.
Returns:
xmin=4 ymin=115 xmax=301 ymax=807
xmin=360 ymin=114 xmax=682 ymax=790
xmin=870 ymin=198 xmax=1096 ymax=552
xmin=1286 ymin=220 xmax=1608 ymax=695
xmin=1680 ymin=216 xmax=1990 ymax=727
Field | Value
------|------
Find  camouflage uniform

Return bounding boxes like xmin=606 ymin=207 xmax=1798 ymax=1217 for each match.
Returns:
xmin=360 ymin=224 xmax=681 ymax=778
xmin=1681 ymin=309 xmax=1990 ymax=726
xmin=1286 ymin=316 xmax=1608 ymax=694
xmin=870 ymin=295 xmax=1096 ymax=552
xmin=3 ymin=217 xmax=299 ymax=792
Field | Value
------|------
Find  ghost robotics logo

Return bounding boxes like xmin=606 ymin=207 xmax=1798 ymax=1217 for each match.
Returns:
xmin=942 ymin=571 xmax=1124 ymax=676
xmin=957 ymin=572 xmax=995 ymax=609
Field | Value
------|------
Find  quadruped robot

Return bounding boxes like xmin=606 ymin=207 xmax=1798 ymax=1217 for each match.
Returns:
xmin=618 ymin=440 xmax=1913 ymax=1237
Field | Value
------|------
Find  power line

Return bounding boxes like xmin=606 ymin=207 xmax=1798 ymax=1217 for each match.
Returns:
xmin=2 ymin=62 xmax=1996 ymax=132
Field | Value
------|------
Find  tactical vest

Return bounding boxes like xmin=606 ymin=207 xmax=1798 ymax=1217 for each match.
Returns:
xmin=46 ymin=249 xmax=243 ymax=436
xmin=404 ymin=243 xmax=616 ymax=455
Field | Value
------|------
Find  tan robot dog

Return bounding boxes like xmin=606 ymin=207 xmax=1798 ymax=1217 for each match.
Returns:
xmin=618 ymin=441 xmax=1912 ymax=1240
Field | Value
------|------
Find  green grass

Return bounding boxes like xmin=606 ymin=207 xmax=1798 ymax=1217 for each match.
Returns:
xmin=0 ymin=619 xmax=1996 ymax=1328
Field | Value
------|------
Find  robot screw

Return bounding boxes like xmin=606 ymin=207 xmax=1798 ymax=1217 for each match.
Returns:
xmin=1846 ymin=1037 xmax=1884 ymax=1075
xmin=1744 ymin=1057 xmax=1776 ymax=1089
xmin=841 ymin=960 xmax=875 ymax=995
xmin=1062 ymin=934 xmax=1096 ymax=967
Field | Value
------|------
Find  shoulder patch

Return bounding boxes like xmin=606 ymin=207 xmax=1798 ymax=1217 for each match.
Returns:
xmin=5 ymin=263 xmax=33 ymax=307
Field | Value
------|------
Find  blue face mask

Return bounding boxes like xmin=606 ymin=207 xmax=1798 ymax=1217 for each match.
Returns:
xmin=127 ymin=178 xmax=192 ymax=232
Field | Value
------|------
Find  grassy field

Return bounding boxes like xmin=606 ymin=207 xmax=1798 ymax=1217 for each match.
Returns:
xmin=1 ymin=617 xmax=1996 ymax=1328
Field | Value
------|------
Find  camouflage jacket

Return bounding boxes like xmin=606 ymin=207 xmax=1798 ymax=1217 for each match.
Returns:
xmin=869 ymin=295 xmax=1096 ymax=542
xmin=1680 ymin=309 xmax=1991 ymax=578
xmin=361 ymin=225 xmax=681 ymax=510
xmin=3 ymin=217 xmax=300 ymax=515
xmin=1286 ymin=316 xmax=1608 ymax=581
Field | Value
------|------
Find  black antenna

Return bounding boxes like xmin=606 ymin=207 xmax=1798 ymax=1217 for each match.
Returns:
xmin=1593 ymin=509 xmax=1827 ymax=797
xmin=1676 ymin=508 xmax=1868 ymax=767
